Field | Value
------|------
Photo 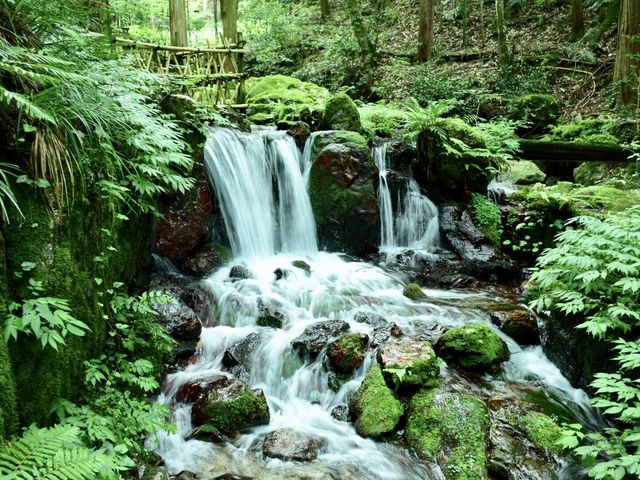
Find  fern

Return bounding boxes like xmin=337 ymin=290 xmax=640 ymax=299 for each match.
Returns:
xmin=0 ymin=424 xmax=117 ymax=479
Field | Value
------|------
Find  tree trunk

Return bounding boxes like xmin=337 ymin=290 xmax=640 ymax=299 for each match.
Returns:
xmin=321 ymin=0 xmax=330 ymax=19
xmin=495 ymin=0 xmax=510 ymax=65
xmin=613 ymin=0 xmax=640 ymax=107
xmin=220 ymin=0 xmax=239 ymax=44
xmin=88 ymin=0 xmax=112 ymax=38
xmin=571 ymin=0 xmax=584 ymax=40
xmin=418 ymin=0 xmax=434 ymax=62
xmin=169 ymin=0 xmax=189 ymax=47
xmin=345 ymin=0 xmax=376 ymax=66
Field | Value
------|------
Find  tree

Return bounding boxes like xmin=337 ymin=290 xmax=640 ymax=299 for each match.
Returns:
xmin=495 ymin=0 xmax=510 ymax=65
xmin=220 ymin=0 xmax=238 ymax=44
xmin=571 ymin=0 xmax=584 ymax=41
xmin=345 ymin=0 xmax=376 ymax=66
xmin=169 ymin=0 xmax=188 ymax=47
xmin=320 ymin=0 xmax=330 ymax=19
xmin=418 ymin=0 xmax=434 ymax=62
xmin=613 ymin=0 xmax=640 ymax=106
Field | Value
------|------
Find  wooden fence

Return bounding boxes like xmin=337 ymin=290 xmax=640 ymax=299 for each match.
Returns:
xmin=112 ymin=36 xmax=247 ymax=106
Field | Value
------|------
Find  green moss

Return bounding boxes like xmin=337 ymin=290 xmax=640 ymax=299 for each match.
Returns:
xmin=0 ymin=339 xmax=18 ymax=438
xmin=328 ymin=333 xmax=367 ymax=373
xmin=437 ymin=323 xmax=509 ymax=371
xmin=203 ymin=388 xmax=270 ymax=434
xmin=543 ymin=117 xmax=638 ymax=144
xmin=245 ymin=75 xmax=329 ymax=124
xmin=406 ymin=389 xmax=489 ymax=480
xmin=310 ymin=130 xmax=369 ymax=159
xmin=501 ymin=160 xmax=546 ymax=185
xmin=403 ymin=283 xmax=426 ymax=301
xmin=507 ymin=94 xmax=561 ymax=131
xmin=519 ymin=412 xmax=563 ymax=454
xmin=469 ymin=193 xmax=503 ymax=248
xmin=213 ymin=243 xmax=231 ymax=263
xmin=349 ymin=364 xmax=404 ymax=438
xmin=442 ymin=118 xmax=487 ymax=149
xmin=320 ymin=93 xmax=362 ymax=132
xmin=384 ymin=358 xmax=440 ymax=391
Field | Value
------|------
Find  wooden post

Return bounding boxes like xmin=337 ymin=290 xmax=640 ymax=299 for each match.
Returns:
xmin=170 ymin=0 xmax=189 ymax=47
xmin=571 ymin=0 xmax=585 ymax=41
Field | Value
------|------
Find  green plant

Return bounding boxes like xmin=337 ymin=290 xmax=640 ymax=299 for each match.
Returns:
xmin=530 ymin=207 xmax=640 ymax=478
xmin=3 ymin=277 xmax=90 ymax=351
xmin=470 ymin=193 xmax=503 ymax=247
xmin=0 ymin=424 xmax=118 ymax=479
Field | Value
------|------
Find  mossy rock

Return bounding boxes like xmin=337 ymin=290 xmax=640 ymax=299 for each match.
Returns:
xmin=436 ymin=323 xmax=509 ymax=372
xmin=403 ymin=283 xmax=426 ymax=301
xmin=406 ymin=389 xmax=489 ymax=480
xmin=327 ymin=333 xmax=369 ymax=373
xmin=377 ymin=339 xmax=440 ymax=391
xmin=573 ymin=162 xmax=638 ymax=189
xmin=320 ymin=93 xmax=363 ymax=132
xmin=348 ymin=364 xmax=404 ymax=438
xmin=310 ymin=130 xmax=369 ymax=159
xmin=469 ymin=193 xmax=503 ymax=248
xmin=518 ymin=412 xmax=563 ymax=454
xmin=507 ymin=94 xmax=561 ymax=133
xmin=245 ymin=75 xmax=329 ymax=125
xmin=501 ymin=160 xmax=546 ymax=185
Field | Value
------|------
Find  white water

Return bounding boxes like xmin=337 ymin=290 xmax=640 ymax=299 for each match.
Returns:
xmin=487 ymin=177 xmax=518 ymax=205
xmin=373 ymin=144 xmax=440 ymax=255
xmin=156 ymin=128 xmax=598 ymax=479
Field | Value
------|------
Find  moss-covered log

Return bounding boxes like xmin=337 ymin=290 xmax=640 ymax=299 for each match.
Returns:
xmin=517 ymin=140 xmax=632 ymax=163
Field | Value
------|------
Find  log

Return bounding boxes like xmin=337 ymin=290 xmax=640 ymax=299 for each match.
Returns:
xmin=517 ymin=140 xmax=633 ymax=163
xmin=113 ymin=37 xmax=244 ymax=53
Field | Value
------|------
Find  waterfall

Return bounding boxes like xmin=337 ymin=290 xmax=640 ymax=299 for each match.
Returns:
xmin=204 ymin=127 xmax=318 ymax=259
xmin=373 ymin=144 xmax=395 ymax=250
xmin=373 ymin=144 xmax=440 ymax=253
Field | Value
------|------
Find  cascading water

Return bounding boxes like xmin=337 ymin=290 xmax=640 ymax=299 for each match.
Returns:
xmin=373 ymin=144 xmax=440 ymax=254
xmin=155 ymin=128 xmax=599 ymax=479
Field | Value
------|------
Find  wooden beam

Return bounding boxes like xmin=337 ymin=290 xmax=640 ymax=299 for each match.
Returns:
xmin=113 ymin=37 xmax=244 ymax=53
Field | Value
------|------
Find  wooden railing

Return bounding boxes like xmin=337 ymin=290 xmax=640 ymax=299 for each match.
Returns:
xmin=112 ymin=36 xmax=247 ymax=106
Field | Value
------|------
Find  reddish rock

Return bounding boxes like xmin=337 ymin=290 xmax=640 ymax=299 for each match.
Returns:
xmin=181 ymin=245 xmax=227 ymax=277
xmin=155 ymin=175 xmax=213 ymax=263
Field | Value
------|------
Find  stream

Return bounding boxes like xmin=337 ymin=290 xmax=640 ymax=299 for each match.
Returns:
xmin=154 ymin=127 xmax=599 ymax=479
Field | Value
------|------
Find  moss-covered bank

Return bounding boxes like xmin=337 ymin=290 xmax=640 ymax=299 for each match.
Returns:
xmin=0 ymin=184 xmax=152 ymax=431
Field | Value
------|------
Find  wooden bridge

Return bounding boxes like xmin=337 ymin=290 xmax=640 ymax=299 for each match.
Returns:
xmin=113 ymin=36 xmax=247 ymax=107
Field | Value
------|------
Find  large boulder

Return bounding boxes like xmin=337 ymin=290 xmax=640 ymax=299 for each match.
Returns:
xmin=245 ymin=75 xmax=329 ymax=126
xmin=320 ymin=93 xmax=362 ymax=132
xmin=292 ymin=320 xmax=350 ymax=357
xmin=348 ymin=364 xmax=404 ymax=438
xmin=490 ymin=306 xmax=540 ymax=345
xmin=308 ymin=131 xmax=380 ymax=257
xmin=155 ymin=175 xmax=213 ymax=264
xmin=222 ymin=333 xmax=262 ymax=382
xmin=406 ymin=389 xmax=489 ymax=480
xmin=436 ymin=323 xmax=509 ymax=372
xmin=180 ymin=377 xmax=270 ymax=434
xmin=377 ymin=339 xmax=440 ymax=391
xmin=327 ymin=333 xmax=369 ymax=373
xmin=181 ymin=244 xmax=230 ymax=277
xmin=151 ymin=296 xmax=202 ymax=341
xmin=501 ymin=160 xmax=546 ymax=186
xmin=262 ymin=428 xmax=326 ymax=461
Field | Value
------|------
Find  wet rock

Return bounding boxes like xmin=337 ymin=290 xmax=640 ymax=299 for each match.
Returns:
xmin=385 ymin=137 xmax=417 ymax=173
xmin=284 ymin=121 xmax=311 ymax=150
xmin=501 ymin=160 xmax=546 ymax=186
xmin=186 ymin=425 xmax=225 ymax=443
xmin=353 ymin=311 xmax=386 ymax=327
xmin=440 ymin=205 xmax=498 ymax=263
xmin=349 ymin=364 xmax=404 ymax=438
xmin=291 ymin=260 xmax=311 ymax=275
xmin=155 ymin=175 xmax=213 ymax=263
xmin=370 ymin=322 xmax=402 ymax=348
xmin=229 ymin=265 xmax=253 ymax=280
xmin=175 ymin=471 xmax=198 ymax=480
xmin=262 ymin=428 xmax=326 ymax=462
xmin=222 ymin=333 xmax=262 ymax=383
xmin=292 ymin=320 xmax=350 ymax=357
xmin=490 ymin=307 xmax=540 ymax=345
xmin=213 ymin=475 xmax=255 ymax=480
xmin=327 ymin=333 xmax=369 ymax=373
xmin=188 ymin=377 xmax=270 ymax=434
xmin=139 ymin=465 xmax=170 ymax=480
xmin=274 ymin=268 xmax=290 ymax=280
xmin=308 ymin=131 xmax=380 ymax=258
xmin=256 ymin=299 xmax=286 ymax=329
xmin=406 ymin=389 xmax=489 ymax=479
xmin=152 ymin=297 xmax=202 ymax=341
xmin=436 ymin=323 xmax=509 ymax=372
xmin=331 ymin=404 xmax=349 ymax=422
xmin=181 ymin=244 xmax=229 ymax=277
xmin=148 ymin=274 xmax=212 ymax=322
xmin=174 ymin=339 xmax=198 ymax=364
xmin=403 ymin=283 xmax=426 ymax=301
xmin=377 ymin=338 xmax=439 ymax=391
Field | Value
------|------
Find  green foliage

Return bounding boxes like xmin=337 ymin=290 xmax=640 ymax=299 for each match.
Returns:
xmin=531 ymin=206 xmax=640 ymax=479
xmin=357 ymin=102 xmax=408 ymax=138
xmin=0 ymin=424 xmax=119 ymax=479
xmin=543 ymin=117 xmax=638 ymax=145
xmin=53 ymin=288 xmax=176 ymax=468
xmin=0 ymin=163 xmax=23 ymax=224
xmin=3 ymin=276 xmax=90 ymax=351
xmin=491 ymin=61 xmax=552 ymax=97
xmin=470 ymin=193 xmax=503 ymax=247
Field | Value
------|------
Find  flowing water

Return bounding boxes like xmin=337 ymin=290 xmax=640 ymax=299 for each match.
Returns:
xmin=373 ymin=144 xmax=439 ymax=255
xmin=155 ymin=128 xmax=598 ymax=479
